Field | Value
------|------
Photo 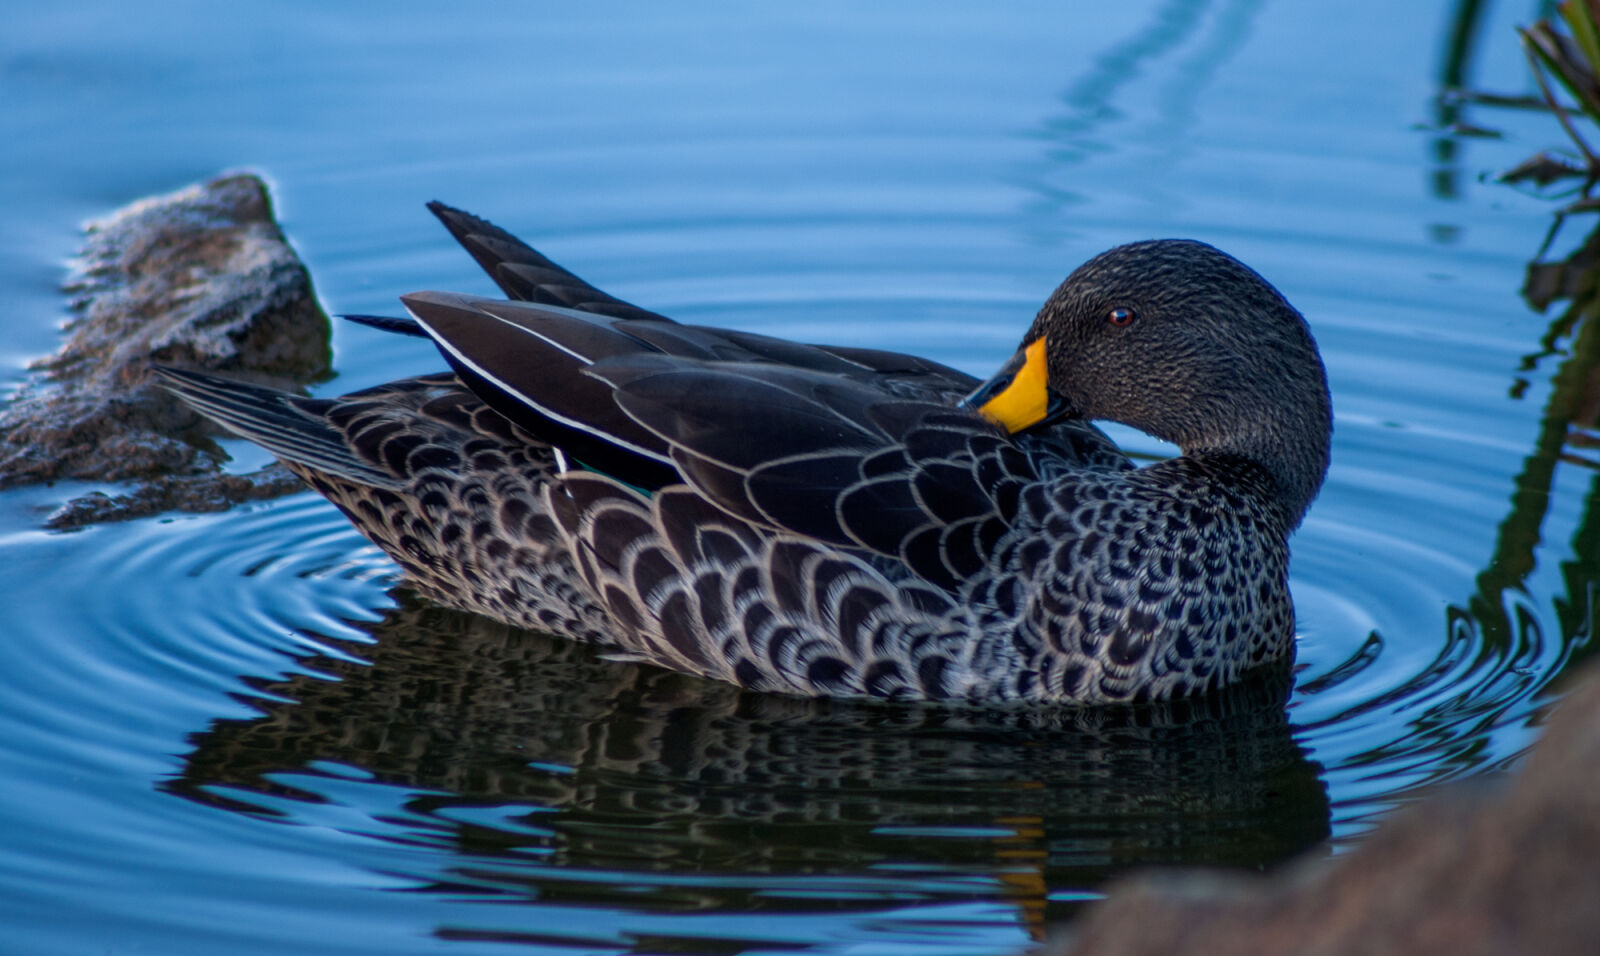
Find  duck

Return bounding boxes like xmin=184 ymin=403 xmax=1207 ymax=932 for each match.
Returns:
xmin=157 ymin=202 xmax=1332 ymax=704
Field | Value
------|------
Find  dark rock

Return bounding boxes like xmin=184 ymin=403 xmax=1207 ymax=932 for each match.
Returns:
xmin=1038 ymin=664 xmax=1600 ymax=956
xmin=0 ymin=172 xmax=332 ymax=525
xmin=43 ymin=470 xmax=310 ymax=530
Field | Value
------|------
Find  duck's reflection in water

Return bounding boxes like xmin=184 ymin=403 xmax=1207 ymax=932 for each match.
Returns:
xmin=168 ymin=596 xmax=1329 ymax=932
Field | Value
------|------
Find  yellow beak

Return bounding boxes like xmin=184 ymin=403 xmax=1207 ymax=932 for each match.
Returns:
xmin=964 ymin=338 xmax=1053 ymax=434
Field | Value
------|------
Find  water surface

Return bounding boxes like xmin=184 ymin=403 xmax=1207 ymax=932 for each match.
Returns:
xmin=2 ymin=2 xmax=1596 ymax=953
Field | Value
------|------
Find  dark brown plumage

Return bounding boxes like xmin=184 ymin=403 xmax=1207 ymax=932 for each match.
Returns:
xmin=157 ymin=203 xmax=1331 ymax=703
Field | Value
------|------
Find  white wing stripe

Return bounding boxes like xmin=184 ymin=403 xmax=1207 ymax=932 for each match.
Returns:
xmin=405 ymin=301 xmax=674 ymax=466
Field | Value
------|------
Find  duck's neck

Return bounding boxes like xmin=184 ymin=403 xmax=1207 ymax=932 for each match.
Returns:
xmin=1182 ymin=395 xmax=1331 ymax=531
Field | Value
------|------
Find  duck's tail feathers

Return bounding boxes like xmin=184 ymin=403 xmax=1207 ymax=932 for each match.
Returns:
xmin=153 ymin=367 xmax=404 ymax=491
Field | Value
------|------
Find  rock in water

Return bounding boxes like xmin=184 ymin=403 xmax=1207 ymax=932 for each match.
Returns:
xmin=0 ymin=172 xmax=332 ymax=527
xmin=1038 ymin=663 xmax=1600 ymax=956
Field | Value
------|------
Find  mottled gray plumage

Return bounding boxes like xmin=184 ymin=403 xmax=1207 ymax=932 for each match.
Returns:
xmin=157 ymin=204 xmax=1331 ymax=704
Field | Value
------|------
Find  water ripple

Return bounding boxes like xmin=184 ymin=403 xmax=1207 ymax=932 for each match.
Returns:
xmin=3 ymin=1 xmax=1596 ymax=951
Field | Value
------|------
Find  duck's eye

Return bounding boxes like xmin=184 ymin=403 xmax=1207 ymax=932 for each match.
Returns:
xmin=1107 ymin=307 xmax=1136 ymax=327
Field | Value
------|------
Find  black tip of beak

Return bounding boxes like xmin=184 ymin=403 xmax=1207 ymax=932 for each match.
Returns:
xmin=1040 ymin=392 xmax=1076 ymax=428
xmin=960 ymin=348 xmax=1029 ymax=411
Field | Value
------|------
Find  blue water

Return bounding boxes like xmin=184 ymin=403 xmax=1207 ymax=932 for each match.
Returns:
xmin=3 ymin=2 xmax=1596 ymax=953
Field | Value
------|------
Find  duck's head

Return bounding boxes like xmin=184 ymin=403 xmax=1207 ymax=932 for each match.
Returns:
xmin=964 ymin=239 xmax=1332 ymax=527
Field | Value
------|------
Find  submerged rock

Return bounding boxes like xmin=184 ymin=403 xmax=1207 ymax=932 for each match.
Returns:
xmin=0 ymin=172 xmax=331 ymax=527
xmin=1039 ymin=663 xmax=1600 ymax=956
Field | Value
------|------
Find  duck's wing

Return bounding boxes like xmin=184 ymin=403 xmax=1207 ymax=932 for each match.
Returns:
xmin=339 ymin=312 xmax=431 ymax=338
xmin=427 ymin=201 xmax=669 ymax=321
xmin=586 ymin=356 xmax=1041 ymax=590
xmin=392 ymin=290 xmax=1036 ymax=589
xmin=423 ymin=205 xmax=985 ymax=398
xmin=400 ymin=292 xmax=684 ymax=488
xmin=341 ymin=203 xmax=675 ymax=340
xmin=399 ymin=291 xmax=990 ymax=493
